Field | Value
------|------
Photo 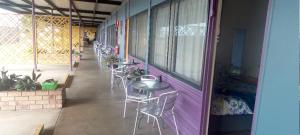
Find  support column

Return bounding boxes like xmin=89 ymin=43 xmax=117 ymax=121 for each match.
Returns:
xmin=105 ymin=21 xmax=107 ymax=47
xmin=144 ymin=0 xmax=152 ymax=73
xmin=69 ymin=0 xmax=73 ymax=71
xmin=251 ymin=0 xmax=299 ymax=135
xmin=32 ymin=0 xmax=37 ymax=71
xmin=78 ymin=22 xmax=81 ymax=60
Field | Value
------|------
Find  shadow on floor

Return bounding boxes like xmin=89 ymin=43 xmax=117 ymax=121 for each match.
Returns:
xmin=43 ymin=126 xmax=55 ymax=135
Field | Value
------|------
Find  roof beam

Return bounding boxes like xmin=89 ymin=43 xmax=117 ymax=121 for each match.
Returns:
xmin=74 ymin=15 xmax=105 ymax=20
xmin=44 ymin=0 xmax=67 ymax=16
xmin=0 ymin=2 xmax=50 ymax=9
xmin=70 ymin=0 xmax=82 ymax=22
xmin=0 ymin=2 xmax=110 ymax=16
xmin=5 ymin=0 xmax=31 ymax=12
xmin=0 ymin=5 xmax=24 ymax=13
xmin=93 ymin=0 xmax=98 ymax=25
xmin=59 ymin=8 xmax=110 ymax=15
xmin=3 ymin=10 xmax=105 ymax=20
xmin=74 ymin=0 xmax=121 ymax=5
xmin=72 ymin=23 xmax=98 ymax=27
xmin=21 ymin=0 xmax=51 ymax=15
xmin=73 ymin=19 xmax=102 ymax=24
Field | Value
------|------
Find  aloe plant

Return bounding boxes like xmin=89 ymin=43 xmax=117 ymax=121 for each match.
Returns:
xmin=0 ymin=68 xmax=21 ymax=91
xmin=15 ymin=70 xmax=41 ymax=91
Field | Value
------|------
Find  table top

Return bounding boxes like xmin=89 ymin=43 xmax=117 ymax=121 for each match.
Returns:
xmin=129 ymin=80 xmax=170 ymax=92
xmin=119 ymin=61 xmax=140 ymax=66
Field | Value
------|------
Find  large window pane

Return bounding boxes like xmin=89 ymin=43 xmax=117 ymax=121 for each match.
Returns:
xmin=128 ymin=11 xmax=148 ymax=60
xmin=129 ymin=16 xmax=137 ymax=56
xmin=174 ymin=0 xmax=208 ymax=84
xmin=136 ymin=12 xmax=148 ymax=60
xmin=149 ymin=2 xmax=171 ymax=69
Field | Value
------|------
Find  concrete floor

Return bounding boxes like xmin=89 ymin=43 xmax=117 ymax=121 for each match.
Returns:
xmin=53 ymin=47 xmax=175 ymax=135
xmin=0 ymin=109 xmax=60 ymax=135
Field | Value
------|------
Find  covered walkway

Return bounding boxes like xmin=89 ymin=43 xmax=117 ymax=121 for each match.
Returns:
xmin=53 ymin=46 xmax=174 ymax=135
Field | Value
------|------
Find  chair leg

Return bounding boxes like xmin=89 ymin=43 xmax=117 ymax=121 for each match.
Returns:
xmin=133 ymin=110 xmax=140 ymax=135
xmin=123 ymin=100 xmax=127 ymax=118
xmin=172 ymin=112 xmax=179 ymax=135
xmin=155 ymin=117 xmax=162 ymax=135
xmin=152 ymin=118 xmax=156 ymax=127
xmin=137 ymin=114 xmax=145 ymax=129
xmin=147 ymin=116 xmax=150 ymax=123
xmin=111 ymin=73 xmax=114 ymax=88
xmin=159 ymin=117 xmax=166 ymax=129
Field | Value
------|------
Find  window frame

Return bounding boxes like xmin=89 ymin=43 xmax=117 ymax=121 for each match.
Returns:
xmin=147 ymin=0 xmax=210 ymax=87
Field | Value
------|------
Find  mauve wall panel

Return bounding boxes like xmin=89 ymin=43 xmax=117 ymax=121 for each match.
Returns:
xmin=129 ymin=56 xmax=203 ymax=135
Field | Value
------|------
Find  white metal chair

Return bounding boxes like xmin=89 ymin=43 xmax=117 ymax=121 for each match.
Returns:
xmin=123 ymin=75 xmax=157 ymax=118
xmin=133 ymin=91 xmax=180 ymax=135
xmin=111 ymin=65 xmax=127 ymax=89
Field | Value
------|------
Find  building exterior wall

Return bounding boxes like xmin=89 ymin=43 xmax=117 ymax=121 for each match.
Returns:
xmin=251 ymin=0 xmax=299 ymax=135
xmin=96 ymin=0 xmax=300 ymax=135
xmin=129 ymin=56 xmax=203 ymax=135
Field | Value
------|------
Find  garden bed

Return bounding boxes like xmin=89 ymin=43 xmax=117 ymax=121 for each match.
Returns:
xmin=0 ymin=87 xmax=66 ymax=111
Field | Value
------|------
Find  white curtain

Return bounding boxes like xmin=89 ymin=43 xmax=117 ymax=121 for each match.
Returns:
xmin=129 ymin=16 xmax=137 ymax=56
xmin=174 ymin=0 xmax=208 ymax=84
xmin=136 ymin=12 xmax=148 ymax=60
xmin=128 ymin=12 xmax=148 ymax=60
xmin=150 ymin=3 xmax=170 ymax=69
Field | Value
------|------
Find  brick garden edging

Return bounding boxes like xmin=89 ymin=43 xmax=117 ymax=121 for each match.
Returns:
xmin=0 ymin=88 xmax=66 ymax=111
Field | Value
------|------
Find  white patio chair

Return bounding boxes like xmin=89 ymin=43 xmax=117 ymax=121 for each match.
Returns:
xmin=111 ymin=65 xmax=127 ymax=89
xmin=133 ymin=90 xmax=179 ymax=135
xmin=123 ymin=75 xmax=157 ymax=118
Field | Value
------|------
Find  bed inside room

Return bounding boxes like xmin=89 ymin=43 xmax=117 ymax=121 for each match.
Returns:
xmin=208 ymin=0 xmax=269 ymax=135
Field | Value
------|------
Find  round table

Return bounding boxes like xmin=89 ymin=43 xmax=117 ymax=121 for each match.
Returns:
xmin=129 ymin=80 xmax=170 ymax=97
xmin=119 ymin=61 xmax=140 ymax=66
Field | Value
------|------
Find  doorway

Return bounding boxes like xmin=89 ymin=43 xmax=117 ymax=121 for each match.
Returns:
xmin=208 ymin=0 xmax=269 ymax=135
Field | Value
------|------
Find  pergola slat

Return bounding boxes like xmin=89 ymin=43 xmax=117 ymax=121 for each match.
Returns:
xmin=0 ymin=2 xmax=110 ymax=16
xmin=71 ymin=0 xmax=82 ymax=23
xmin=44 ymin=0 xmax=67 ymax=16
xmin=21 ymin=0 xmax=51 ymax=15
xmin=74 ymin=0 xmax=121 ymax=5
xmin=5 ymin=0 xmax=31 ymax=12
xmin=0 ymin=5 xmax=24 ymax=13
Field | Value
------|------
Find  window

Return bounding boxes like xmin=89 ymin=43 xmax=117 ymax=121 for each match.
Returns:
xmin=173 ymin=0 xmax=208 ymax=84
xmin=149 ymin=2 xmax=171 ymax=69
xmin=107 ymin=25 xmax=116 ymax=47
xmin=149 ymin=0 xmax=209 ymax=85
xmin=129 ymin=11 xmax=148 ymax=60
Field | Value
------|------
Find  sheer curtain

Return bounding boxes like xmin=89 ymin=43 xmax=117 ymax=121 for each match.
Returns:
xmin=136 ymin=12 xmax=148 ymax=60
xmin=150 ymin=2 xmax=171 ymax=69
xmin=129 ymin=16 xmax=137 ymax=56
xmin=174 ymin=0 xmax=208 ymax=84
xmin=128 ymin=12 xmax=147 ymax=60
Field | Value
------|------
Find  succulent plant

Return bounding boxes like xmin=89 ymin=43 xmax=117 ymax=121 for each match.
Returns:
xmin=15 ymin=70 xmax=41 ymax=91
xmin=0 ymin=68 xmax=21 ymax=91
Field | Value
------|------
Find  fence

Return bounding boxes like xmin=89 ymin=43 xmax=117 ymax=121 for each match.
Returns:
xmin=0 ymin=14 xmax=96 ymax=65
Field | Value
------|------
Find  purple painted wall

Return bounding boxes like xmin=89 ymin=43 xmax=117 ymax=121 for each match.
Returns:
xmin=129 ymin=56 xmax=203 ymax=135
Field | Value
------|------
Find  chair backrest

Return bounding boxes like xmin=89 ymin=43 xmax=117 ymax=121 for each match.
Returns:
xmin=158 ymin=91 xmax=178 ymax=116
